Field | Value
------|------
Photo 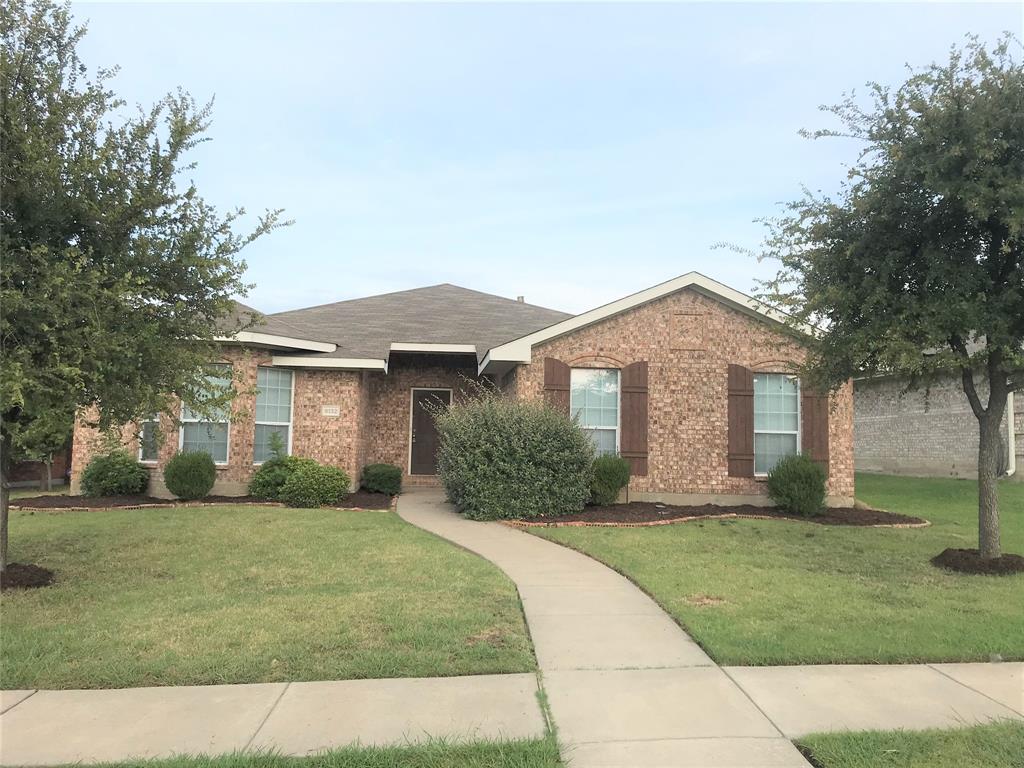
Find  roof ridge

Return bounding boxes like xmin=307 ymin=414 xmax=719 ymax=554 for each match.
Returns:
xmin=269 ymin=282 xmax=569 ymax=318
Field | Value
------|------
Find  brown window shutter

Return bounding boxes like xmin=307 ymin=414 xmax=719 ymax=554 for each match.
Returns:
xmin=543 ymin=357 xmax=571 ymax=415
xmin=801 ymin=387 xmax=830 ymax=475
xmin=727 ymin=364 xmax=755 ymax=477
xmin=620 ymin=361 xmax=649 ymax=476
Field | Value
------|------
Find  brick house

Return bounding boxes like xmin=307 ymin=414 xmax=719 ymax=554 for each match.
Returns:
xmin=855 ymin=373 xmax=1021 ymax=481
xmin=71 ymin=273 xmax=856 ymax=505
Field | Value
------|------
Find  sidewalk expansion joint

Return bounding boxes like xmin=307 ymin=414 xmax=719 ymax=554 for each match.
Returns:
xmin=245 ymin=682 xmax=290 ymax=750
xmin=0 ymin=690 xmax=38 ymax=716
xmin=927 ymin=664 xmax=1024 ymax=716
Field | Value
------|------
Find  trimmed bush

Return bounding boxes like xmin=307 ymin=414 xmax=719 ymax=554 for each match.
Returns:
xmin=361 ymin=463 xmax=402 ymax=495
xmin=590 ymin=455 xmax=631 ymax=506
xmin=249 ymin=455 xmax=317 ymax=501
xmin=280 ymin=462 xmax=351 ymax=508
xmin=434 ymin=386 xmax=594 ymax=520
xmin=163 ymin=451 xmax=216 ymax=500
xmin=766 ymin=453 xmax=827 ymax=517
xmin=80 ymin=450 xmax=149 ymax=496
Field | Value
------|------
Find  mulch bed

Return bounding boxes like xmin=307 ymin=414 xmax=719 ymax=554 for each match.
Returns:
xmin=1 ymin=563 xmax=54 ymax=591
xmin=931 ymin=548 xmax=1024 ymax=576
xmin=10 ymin=491 xmax=394 ymax=512
xmin=508 ymin=501 xmax=929 ymax=528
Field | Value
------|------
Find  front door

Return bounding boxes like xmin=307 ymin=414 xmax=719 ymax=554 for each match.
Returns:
xmin=410 ymin=389 xmax=451 ymax=475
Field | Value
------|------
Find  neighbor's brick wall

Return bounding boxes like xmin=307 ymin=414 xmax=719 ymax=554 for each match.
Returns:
xmin=511 ymin=287 xmax=856 ymax=501
xmin=855 ymin=373 xmax=1019 ymax=480
xmin=364 ymin=356 xmax=482 ymax=485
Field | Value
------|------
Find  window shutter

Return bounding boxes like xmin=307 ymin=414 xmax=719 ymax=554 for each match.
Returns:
xmin=620 ymin=361 xmax=649 ymax=476
xmin=727 ymin=364 xmax=755 ymax=478
xmin=801 ymin=387 xmax=830 ymax=475
xmin=543 ymin=357 xmax=571 ymax=415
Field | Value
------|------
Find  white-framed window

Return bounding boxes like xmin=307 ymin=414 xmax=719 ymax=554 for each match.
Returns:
xmin=254 ymin=367 xmax=293 ymax=464
xmin=139 ymin=417 xmax=160 ymax=463
xmin=753 ymin=373 xmax=800 ymax=475
xmin=571 ymin=368 xmax=620 ymax=456
xmin=180 ymin=364 xmax=232 ymax=464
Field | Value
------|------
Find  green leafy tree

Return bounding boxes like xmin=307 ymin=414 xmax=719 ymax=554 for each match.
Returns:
xmin=757 ymin=35 xmax=1023 ymax=560
xmin=0 ymin=0 xmax=285 ymax=570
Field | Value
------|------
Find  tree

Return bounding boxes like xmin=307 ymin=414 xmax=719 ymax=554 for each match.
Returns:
xmin=0 ymin=0 xmax=285 ymax=571
xmin=757 ymin=35 xmax=1023 ymax=560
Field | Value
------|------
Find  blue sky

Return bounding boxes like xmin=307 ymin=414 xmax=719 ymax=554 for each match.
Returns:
xmin=74 ymin=2 xmax=1021 ymax=314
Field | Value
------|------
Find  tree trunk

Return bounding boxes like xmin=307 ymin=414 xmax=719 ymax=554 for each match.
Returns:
xmin=977 ymin=416 xmax=1002 ymax=560
xmin=0 ymin=446 xmax=8 ymax=575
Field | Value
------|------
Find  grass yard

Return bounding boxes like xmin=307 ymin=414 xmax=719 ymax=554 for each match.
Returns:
xmin=51 ymin=739 xmax=562 ymax=768
xmin=798 ymin=720 xmax=1024 ymax=768
xmin=533 ymin=474 xmax=1024 ymax=665
xmin=0 ymin=506 xmax=535 ymax=689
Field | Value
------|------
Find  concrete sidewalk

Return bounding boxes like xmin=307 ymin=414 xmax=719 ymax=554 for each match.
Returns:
xmin=0 ymin=674 xmax=545 ymax=766
xmin=398 ymin=490 xmax=809 ymax=767
xmin=397 ymin=490 xmax=1024 ymax=768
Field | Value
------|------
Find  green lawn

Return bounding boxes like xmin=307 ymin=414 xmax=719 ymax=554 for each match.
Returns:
xmin=798 ymin=721 xmax=1024 ymax=768
xmin=52 ymin=740 xmax=562 ymax=768
xmin=533 ymin=474 xmax=1024 ymax=665
xmin=1 ymin=506 xmax=535 ymax=689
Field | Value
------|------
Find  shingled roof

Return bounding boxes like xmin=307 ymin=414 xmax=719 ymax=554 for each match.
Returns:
xmin=263 ymin=284 xmax=572 ymax=363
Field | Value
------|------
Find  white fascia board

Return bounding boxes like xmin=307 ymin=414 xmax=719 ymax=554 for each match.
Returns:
xmin=216 ymin=332 xmax=336 ymax=353
xmin=271 ymin=355 xmax=388 ymax=372
xmin=479 ymin=271 xmax=814 ymax=374
xmin=390 ymin=343 xmax=477 ymax=354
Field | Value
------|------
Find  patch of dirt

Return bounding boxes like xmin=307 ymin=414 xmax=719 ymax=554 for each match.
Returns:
xmin=533 ymin=502 xmax=927 ymax=527
xmin=1 ymin=563 xmax=54 ymax=591
xmin=465 ymin=627 xmax=507 ymax=648
xmin=686 ymin=594 xmax=726 ymax=607
xmin=930 ymin=548 xmax=1024 ymax=576
xmin=11 ymin=491 xmax=394 ymax=511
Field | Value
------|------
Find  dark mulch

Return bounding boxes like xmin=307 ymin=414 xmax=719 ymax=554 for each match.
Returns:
xmin=536 ymin=501 xmax=927 ymax=527
xmin=11 ymin=491 xmax=394 ymax=511
xmin=338 ymin=490 xmax=393 ymax=510
xmin=12 ymin=493 xmax=167 ymax=508
xmin=1 ymin=563 xmax=55 ymax=591
xmin=931 ymin=548 xmax=1024 ymax=576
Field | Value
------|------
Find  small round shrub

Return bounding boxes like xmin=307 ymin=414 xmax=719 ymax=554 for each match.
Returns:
xmin=766 ymin=453 xmax=827 ymax=517
xmin=163 ymin=451 xmax=217 ymax=500
xmin=434 ymin=386 xmax=594 ymax=520
xmin=361 ymin=463 xmax=402 ymax=495
xmin=280 ymin=462 xmax=351 ymax=508
xmin=80 ymin=450 xmax=149 ymax=496
xmin=249 ymin=455 xmax=317 ymax=500
xmin=590 ymin=455 xmax=631 ymax=506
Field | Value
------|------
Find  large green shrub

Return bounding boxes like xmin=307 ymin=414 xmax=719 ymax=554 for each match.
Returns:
xmin=590 ymin=455 xmax=631 ymax=506
xmin=280 ymin=462 xmax=351 ymax=508
xmin=434 ymin=387 xmax=594 ymax=520
xmin=80 ymin=450 xmax=149 ymax=496
xmin=766 ymin=453 xmax=827 ymax=517
xmin=163 ymin=451 xmax=216 ymax=500
xmin=249 ymin=455 xmax=317 ymax=500
xmin=361 ymin=463 xmax=402 ymax=495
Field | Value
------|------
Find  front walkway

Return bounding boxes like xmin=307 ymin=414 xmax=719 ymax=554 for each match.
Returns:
xmin=397 ymin=489 xmax=1023 ymax=767
xmin=1 ymin=489 xmax=1020 ymax=767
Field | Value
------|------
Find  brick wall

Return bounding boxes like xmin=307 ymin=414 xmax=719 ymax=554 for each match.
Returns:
xmin=70 ymin=347 xmax=368 ymax=496
xmin=855 ymin=373 xmax=1021 ymax=481
xmin=364 ymin=355 xmax=481 ymax=485
xmin=511 ymin=287 xmax=856 ymax=504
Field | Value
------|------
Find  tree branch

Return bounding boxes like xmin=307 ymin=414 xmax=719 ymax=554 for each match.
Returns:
xmin=951 ymin=335 xmax=987 ymax=419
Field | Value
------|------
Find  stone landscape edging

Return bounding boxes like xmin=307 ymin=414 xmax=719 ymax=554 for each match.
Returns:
xmin=502 ymin=512 xmax=931 ymax=530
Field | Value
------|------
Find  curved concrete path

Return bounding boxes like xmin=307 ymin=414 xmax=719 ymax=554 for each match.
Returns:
xmin=398 ymin=489 xmax=811 ymax=767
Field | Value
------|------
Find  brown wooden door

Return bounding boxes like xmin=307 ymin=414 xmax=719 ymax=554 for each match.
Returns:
xmin=410 ymin=389 xmax=451 ymax=475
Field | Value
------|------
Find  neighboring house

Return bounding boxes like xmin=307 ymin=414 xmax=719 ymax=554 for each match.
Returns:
xmin=71 ymin=273 xmax=856 ymax=505
xmin=855 ymin=373 xmax=1021 ymax=481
